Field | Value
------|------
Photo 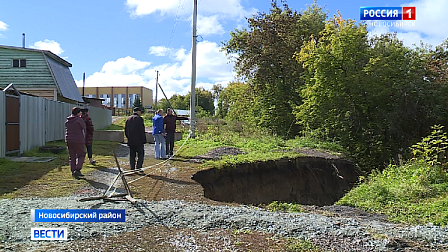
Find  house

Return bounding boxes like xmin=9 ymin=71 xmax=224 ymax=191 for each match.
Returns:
xmin=0 ymin=45 xmax=83 ymax=104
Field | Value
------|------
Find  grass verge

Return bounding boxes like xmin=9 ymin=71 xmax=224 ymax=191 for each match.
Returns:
xmin=337 ymin=159 xmax=448 ymax=226
xmin=0 ymin=140 xmax=120 ymax=199
xmin=176 ymin=129 xmax=344 ymax=170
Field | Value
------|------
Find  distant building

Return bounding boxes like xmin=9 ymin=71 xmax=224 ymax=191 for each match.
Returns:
xmin=79 ymin=86 xmax=153 ymax=110
xmin=0 ymin=45 xmax=84 ymax=104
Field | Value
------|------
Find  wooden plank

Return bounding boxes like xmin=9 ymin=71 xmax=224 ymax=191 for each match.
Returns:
xmin=78 ymin=195 xmax=107 ymax=202
xmin=125 ymin=195 xmax=137 ymax=204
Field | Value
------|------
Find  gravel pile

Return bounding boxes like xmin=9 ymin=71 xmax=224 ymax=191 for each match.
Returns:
xmin=1 ymin=197 xmax=447 ymax=251
xmin=189 ymin=147 xmax=244 ymax=163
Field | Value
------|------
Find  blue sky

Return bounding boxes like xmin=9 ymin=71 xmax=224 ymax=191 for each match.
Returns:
xmin=1 ymin=0 xmax=447 ymax=100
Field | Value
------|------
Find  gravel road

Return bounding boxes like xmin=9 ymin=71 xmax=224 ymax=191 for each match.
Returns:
xmin=1 ymin=194 xmax=448 ymax=251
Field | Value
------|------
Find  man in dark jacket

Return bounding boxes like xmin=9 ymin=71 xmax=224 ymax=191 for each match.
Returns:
xmin=65 ymin=107 xmax=86 ymax=178
xmin=163 ymin=108 xmax=188 ymax=157
xmin=125 ymin=107 xmax=147 ymax=172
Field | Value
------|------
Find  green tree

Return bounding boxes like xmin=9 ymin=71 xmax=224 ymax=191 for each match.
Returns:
xmin=156 ymin=88 xmax=216 ymax=117
xmin=222 ymin=0 xmax=327 ymax=136
xmin=297 ymin=16 xmax=448 ymax=170
xmin=196 ymin=87 xmax=215 ymax=116
xmin=218 ymin=82 xmax=258 ymax=130
xmin=157 ymin=98 xmax=170 ymax=112
xmin=212 ymin=83 xmax=225 ymax=118
xmin=133 ymin=96 xmax=144 ymax=113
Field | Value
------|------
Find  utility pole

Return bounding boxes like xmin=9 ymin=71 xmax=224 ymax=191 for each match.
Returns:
xmin=155 ymin=70 xmax=159 ymax=110
xmin=82 ymin=72 xmax=85 ymax=97
xmin=190 ymin=0 xmax=197 ymax=138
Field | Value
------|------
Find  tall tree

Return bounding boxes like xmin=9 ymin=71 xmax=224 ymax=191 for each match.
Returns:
xmin=218 ymin=82 xmax=257 ymax=125
xmin=222 ymin=0 xmax=327 ymax=136
xmin=297 ymin=16 xmax=448 ymax=170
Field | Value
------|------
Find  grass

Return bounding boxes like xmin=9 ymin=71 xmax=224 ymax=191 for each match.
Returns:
xmin=267 ymin=201 xmax=303 ymax=213
xmin=337 ymin=159 xmax=448 ymax=226
xmin=285 ymin=238 xmax=323 ymax=252
xmin=0 ymin=140 xmax=120 ymax=199
xmin=100 ymin=117 xmax=126 ymax=130
xmin=100 ymin=114 xmax=153 ymax=131
xmin=176 ymin=127 xmax=344 ymax=170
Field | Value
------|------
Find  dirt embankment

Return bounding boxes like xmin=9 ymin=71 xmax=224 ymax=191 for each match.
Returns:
xmin=192 ymin=155 xmax=360 ymax=206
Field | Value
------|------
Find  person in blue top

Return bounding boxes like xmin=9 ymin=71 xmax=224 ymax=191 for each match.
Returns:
xmin=152 ymin=109 xmax=167 ymax=159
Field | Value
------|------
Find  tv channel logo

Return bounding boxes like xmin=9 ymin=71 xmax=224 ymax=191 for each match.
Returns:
xmin=31 ymin=227 xmax=67 ymax=240
xmin=360 ymin=7 xmax=416 ymax=20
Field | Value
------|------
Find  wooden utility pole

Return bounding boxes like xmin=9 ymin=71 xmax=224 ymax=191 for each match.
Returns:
xmin=190 ymin=0 xmax=197 ymax=138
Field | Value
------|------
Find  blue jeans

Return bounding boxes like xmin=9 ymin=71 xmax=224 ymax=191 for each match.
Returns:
xmin=153 ymin=134 xmax=166 ymax=158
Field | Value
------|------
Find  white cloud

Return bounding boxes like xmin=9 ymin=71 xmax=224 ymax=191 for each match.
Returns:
xmin=77 ymin=56 xmax=152 ymax=87
xmin=125 ymin=0 xmax=257 ymax=37
xmin=149 ymin=46 xmax=170 ymax=56
xmin=366 ymin=0 xmax=448 ymax=47
xmin=0 ymin=21 xmax=8 ymax=37
xmin=198 ymin=15 xmax=225 ymax=36
xmin=399 ymin=0 xmax=448 ymax=37
xmin=30 ymin=39 xmax=64 ymax=55
xmin=126 ymin=0 xmax=178 ymax=16
xmin=77 ymin=41 xmax=234 ymax=100
xmin=0 ymin=21 xmax=8 ymax=31
xmin=126 ymin=0 xmax=254 ymax=19
xmin=151 ymin=40 xmax=234 ymax=98
xmin=101 ymin=56 xmax=151 ymax=74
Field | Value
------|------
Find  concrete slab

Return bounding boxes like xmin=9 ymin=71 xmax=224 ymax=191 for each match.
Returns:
xmin=94 ymin=130 xmax=124 ymax=142
xmin=145 ymin=132 xmax=182 ymax=144
xmin=5 ymin=157 xmax=55 ymax=162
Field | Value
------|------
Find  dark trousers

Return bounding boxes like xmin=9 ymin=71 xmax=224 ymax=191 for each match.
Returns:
xmin=166 ymin=133 xmax=175 ymax=156
xmin=129 ymin=144 xmax=144 ymax=170
xmin=86 ymin=144 xmax=93 ymax=159
xmin=67 ymin=142 xmax=85 ymax=172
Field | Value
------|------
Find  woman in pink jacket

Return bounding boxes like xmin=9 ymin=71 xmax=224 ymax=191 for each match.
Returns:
xmin=65 ymin=107 xmax=86 ymax=178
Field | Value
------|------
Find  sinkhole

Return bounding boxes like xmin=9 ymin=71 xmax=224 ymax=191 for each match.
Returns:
xmin=191 ymin=157 xmax=360 ymax=206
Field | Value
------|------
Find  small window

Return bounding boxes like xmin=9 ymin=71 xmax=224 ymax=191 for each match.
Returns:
xmin=12 ymin=59 xmax=26 ymax=68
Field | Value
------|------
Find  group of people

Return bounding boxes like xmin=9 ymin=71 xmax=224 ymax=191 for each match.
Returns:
xmin=64 ymin=107 xmax=96 ymax=178
xmin=65 ymin=105 xmax=187 ymax=178
xmin=125 ymin=107 xmax=187 ymax=173
xmin=153 ymin=108 xmax=188 ymax=159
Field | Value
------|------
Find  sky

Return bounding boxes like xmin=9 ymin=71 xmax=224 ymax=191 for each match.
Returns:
xmin=1 ymin=0 xmax=447 ymax=101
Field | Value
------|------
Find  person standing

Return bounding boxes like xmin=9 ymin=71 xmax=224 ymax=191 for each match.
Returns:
xmin=65 ymin=107 xmax=86 ymax=178
xmin=152 ymin=109 xmax=167 ymax=159
xmin=125 ymin=107 xmax=147 ymax=172
xmin=81 ymin=108 xmax=96 ymax=165
xmin=163 ymin=108 xmax=188 ymax=157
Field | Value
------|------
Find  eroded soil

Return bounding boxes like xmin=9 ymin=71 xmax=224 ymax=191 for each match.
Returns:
xmin=21 ymin=145 xmax=438 ymax=251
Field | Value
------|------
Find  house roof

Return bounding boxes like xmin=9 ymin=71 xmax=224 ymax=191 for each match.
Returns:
xmin=0 ymin=45 xmax=83 ymax=102
xmin=0 ymin=45 xmax=72 ymax=67
xmin=45 ymin=55 xmax=83 ymax=102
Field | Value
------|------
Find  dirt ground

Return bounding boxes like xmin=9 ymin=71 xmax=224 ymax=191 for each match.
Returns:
xmin=34 ymin=144 xmax=433 ymax=251
xmin=51 ymin=144 xmax=303 ymax=252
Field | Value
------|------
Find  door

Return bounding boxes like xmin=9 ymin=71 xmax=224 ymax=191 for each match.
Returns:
xmin=5 ymin=95 xmax=19 ymax=153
